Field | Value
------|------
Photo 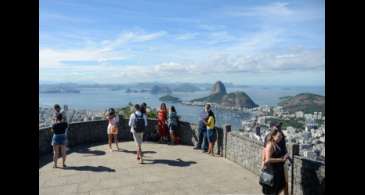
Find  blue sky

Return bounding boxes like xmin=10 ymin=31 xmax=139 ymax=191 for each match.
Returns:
xmin=40 ymin=0 xmax=324 ymax=86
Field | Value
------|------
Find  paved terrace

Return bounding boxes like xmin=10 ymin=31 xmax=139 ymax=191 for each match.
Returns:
xmin=39 ymin=142 xmax=261 ymax=195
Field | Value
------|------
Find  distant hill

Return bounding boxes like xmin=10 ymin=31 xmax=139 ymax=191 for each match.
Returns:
xmin=150 ymin=85 xmax=172 ymax=94
xmin=278 ymin=93 xmax=325 ymax=114
xmin=159 ymin=95 xmax=181 ymax=103
xmin=191 ymin=81 xmax=258 ymax=108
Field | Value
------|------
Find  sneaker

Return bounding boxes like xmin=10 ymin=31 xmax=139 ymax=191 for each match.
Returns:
xmin=193 ymin=147 xmax=201 ymax=150
xmin=202 ymin=150 xmax=208 ymax=153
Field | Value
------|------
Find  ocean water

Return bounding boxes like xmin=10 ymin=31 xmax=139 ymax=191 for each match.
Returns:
xmin=39 ymin=86 xmax=324 ymax=129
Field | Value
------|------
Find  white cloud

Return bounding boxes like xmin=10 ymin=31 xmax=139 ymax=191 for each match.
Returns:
xmin=40 ymin=31 xmax=167 ymax=68
xmin=176 ymin=33 xmax=198 ymax=40
xmin=226 ymin=2 xmax=293 ymax=17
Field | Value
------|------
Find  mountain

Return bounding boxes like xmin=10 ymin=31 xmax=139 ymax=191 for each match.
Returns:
xmin=191 ymin=81 xmax=258 ymax=108
xmin=159 ymin=95 xmax=182 ymax=103
xmin=221 ymin=92 xmax=258 ymax=108
xmin=278 ymin=93 xmax=325 ymax=114
xmin=150 ymin=85 xmax=172 ymax=94
xmin=211 ymin=81 xmax=227 ymax=95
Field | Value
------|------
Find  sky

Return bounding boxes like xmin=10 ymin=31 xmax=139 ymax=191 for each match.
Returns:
xmin=40 ymin=0 xmax=325 ymax=86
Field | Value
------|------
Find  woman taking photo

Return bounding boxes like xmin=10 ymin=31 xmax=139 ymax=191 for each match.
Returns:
xmin=168 ymin=106 xmax=179 ymax=144
xmin=106 ymin=108 xmax=120 ymax=152
xmin=51 ymin=113 xmax=68 ymax=168
xmin=262 ymin=129 xmax=289 ymax=195
xmin=206 ymin=110 xmax=216 ymax=156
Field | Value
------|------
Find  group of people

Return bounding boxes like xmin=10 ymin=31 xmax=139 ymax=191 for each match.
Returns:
xmin=50 ymin=102 xmax=288 ymax=194
xmin=50 ymin=102 xmax=181 ymax=166
xmin=193 ymin=104 xmax=218 ymax=156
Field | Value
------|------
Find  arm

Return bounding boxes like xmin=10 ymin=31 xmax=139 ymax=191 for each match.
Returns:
xmin=264 ymin=143 xmax=286 ymax=165
xmin=128 ymin=114 xmax=134 ymax=127
xmin=207 ymin=117 xmax=213 ymax=127
xmin=144 ymin=114 xmax=148 ymax=127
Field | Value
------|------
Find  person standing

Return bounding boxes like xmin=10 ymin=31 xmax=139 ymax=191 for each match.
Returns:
xmin=262 ymin=129 xmax=289 ymax=195
xmin=157 ymin=103 xmax=169 ymax=143
xmin=106 ymin=108 xmax=120 ymax=152
xmin=51 ymin=113 xmax=68 ymax=168
xmin=168 ymin=106 xmax=179 ymax=145
xmin=194 ymin=104 xmax=210 ymax=152
xmin=129 ymin=104 xmax=147 ymax=164
xmin=205 ymin=110 xmax=217 ymax=156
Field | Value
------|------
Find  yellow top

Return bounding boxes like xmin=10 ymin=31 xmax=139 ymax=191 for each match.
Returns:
xmin=207 ymin=116 xmax=215 ymax=129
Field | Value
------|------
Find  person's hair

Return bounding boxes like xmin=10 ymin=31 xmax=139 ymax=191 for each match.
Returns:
xmin=56 ymin=113 xmax=63 ymax=121
xmin=170 ymin=106 xmax=176 ymax=113
xmin=160 ymin=103 xmax=167 ymax=111
xmin=267 ymin=129 xmax=282 ymax=147
xmin=135 ymin=104 xmax=141 ymax=111
xmin=108 ymin=108 xmax=115 ymax=116
xmin=208 ymin=110 xmax=215 ymax=122
xmin=54 ymin=104 xmax=61 ymax=111
xmin=205 ymin=103 xmax=211 ymax=110
xmin=141 ymin=102 xmax=147 ymax=113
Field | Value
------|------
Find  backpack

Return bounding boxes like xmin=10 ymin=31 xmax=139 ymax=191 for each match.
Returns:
xmin=133 ymin=113 xmax=145 ymax=133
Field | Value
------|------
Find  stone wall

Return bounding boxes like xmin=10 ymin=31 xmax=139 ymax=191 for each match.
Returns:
xmin=225 ymin=131 xmax=264 ymax=175
xmin=39 ymin=117 xmax=194 ymax=156
xmin=293 ymin=156 xmax=325 ymax=195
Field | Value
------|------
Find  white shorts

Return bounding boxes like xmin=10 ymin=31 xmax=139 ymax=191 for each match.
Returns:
xmin=107 ymin=126 xmax=118 ymax=135
xmin=132 ymin=132 xmax=143 ymax=146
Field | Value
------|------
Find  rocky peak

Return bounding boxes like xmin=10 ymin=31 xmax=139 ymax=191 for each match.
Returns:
xmin=211 ymin=81 xmax=227 ymax=95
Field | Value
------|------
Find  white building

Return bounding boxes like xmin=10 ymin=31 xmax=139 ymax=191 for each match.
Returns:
xmin=295 ymin=111 xmax=304 ymax=118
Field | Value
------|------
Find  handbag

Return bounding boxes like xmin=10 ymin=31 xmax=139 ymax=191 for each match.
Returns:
xmin=259 ymin=168 xmax=275 ymax=187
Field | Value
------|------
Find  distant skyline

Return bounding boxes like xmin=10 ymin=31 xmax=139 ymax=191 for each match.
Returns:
xmin=40 ymin=0 xmax=324 ymax=86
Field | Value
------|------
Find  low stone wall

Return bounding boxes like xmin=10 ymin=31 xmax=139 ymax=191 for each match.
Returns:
xmin=225 ymin=131 xmax=263 ymax=175
xmin=39 ymin=118 xmax=194 ymax=157
xmin=293 ymin=156 xmax=325 ymax=195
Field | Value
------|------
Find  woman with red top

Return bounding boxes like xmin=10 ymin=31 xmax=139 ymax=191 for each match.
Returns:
xmin=157 ymin=103 xmax=169 ymax=143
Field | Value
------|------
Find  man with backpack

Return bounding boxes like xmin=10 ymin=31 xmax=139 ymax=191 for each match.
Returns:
xmin=128 ymin=104 xmax=147 ymax=164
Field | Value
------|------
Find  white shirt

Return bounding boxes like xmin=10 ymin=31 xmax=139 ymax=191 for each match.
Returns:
xmin=107 ymin=115 xmax=119 ymax=129
xmin=128 ymin=111 xmax=147 ymax=133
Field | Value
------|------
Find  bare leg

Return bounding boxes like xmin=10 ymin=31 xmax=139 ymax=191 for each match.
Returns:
xmin=114 ymin=135 xmax=120 ymax=150
xmin=61 ymin=145 xmax=66 ymax=167
xmin=53 ymin=145 xmax=59 ymax=168
xmin=138 ymin=145 xmax=143 ymax=163
xmin=208 ymin=143 xmax=212 ymax=154
xmin=211 ymin=142 xmax=216 ymax=156
xmin=108 ymin=134 xmax=113 ymax=151
xmin=170 ymin=132 xmax=175 ymax=144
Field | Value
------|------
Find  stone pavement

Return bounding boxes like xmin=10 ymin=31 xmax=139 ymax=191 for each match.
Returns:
xmin=39 ymin=142 xmax=262 ymax=195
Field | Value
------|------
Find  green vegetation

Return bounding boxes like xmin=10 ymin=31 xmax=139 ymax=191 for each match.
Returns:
xmin=159 ymin=95 xmax=181 ymax=102
xmin=115 ymin=103 xmax=158 ymax=119
xmin=266 ymin=118 xmax=305 ymax=130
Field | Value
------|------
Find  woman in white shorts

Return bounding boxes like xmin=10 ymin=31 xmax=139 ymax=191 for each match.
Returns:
xmin=106 ymin=108 xmax=120 ymax=152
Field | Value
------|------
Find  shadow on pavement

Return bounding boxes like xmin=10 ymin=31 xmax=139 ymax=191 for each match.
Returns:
xmin=64 ymin=165 xmax=115 ymax=172
xmin=120 ymin=149 xmax=157 ymax=155
xmin=143 ymin=158 xmax=197 ymax=167
xmin=75 ymin=148 xmax=106 ymax=156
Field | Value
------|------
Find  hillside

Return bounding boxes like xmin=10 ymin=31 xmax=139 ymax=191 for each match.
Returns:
xmin=278 ymin=93 xmax=325 ymax=114
xmin=190 ymin=81 xmax=258 ymax=108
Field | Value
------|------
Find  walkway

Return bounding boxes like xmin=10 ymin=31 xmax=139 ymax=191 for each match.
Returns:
xmin=39 ymin=142 xmax=261 ymax=195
